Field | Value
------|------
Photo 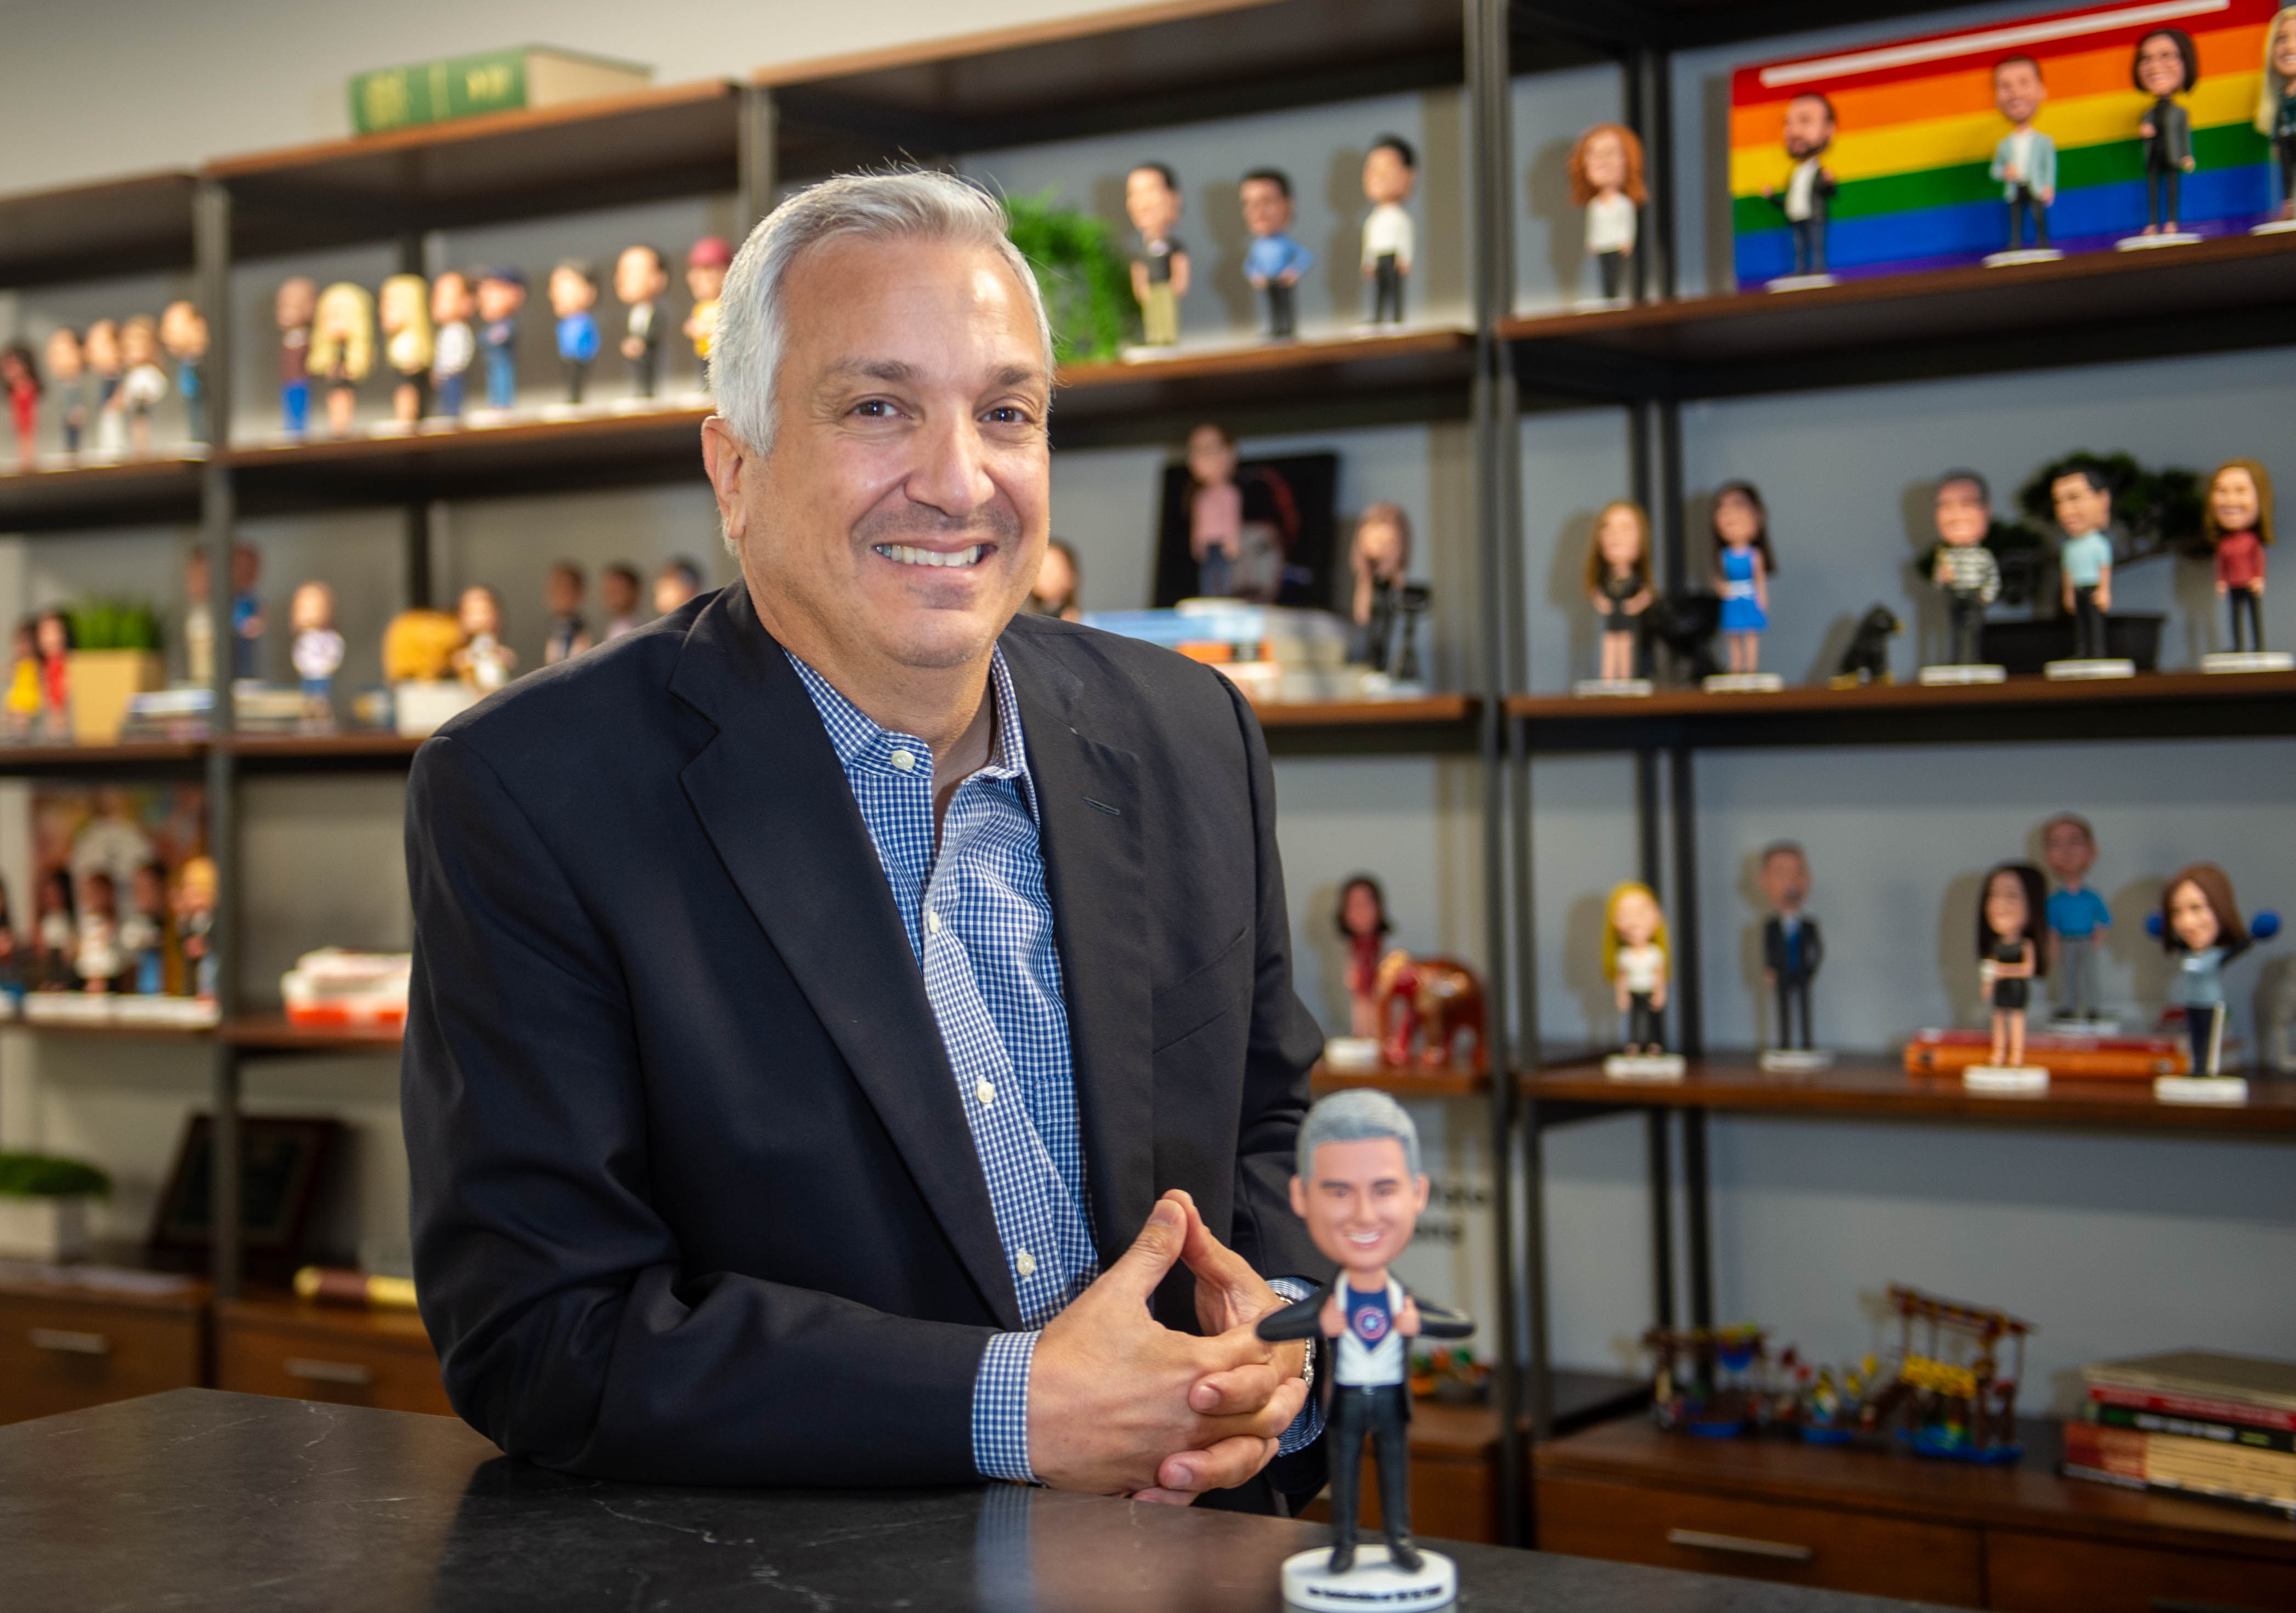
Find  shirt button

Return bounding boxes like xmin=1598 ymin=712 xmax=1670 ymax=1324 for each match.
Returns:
xmin=889 ymin=748 xmax=916 ymax=772
xmin=1016 ymin=1250 xmax=1036 ymax=1278
xmin=975 ymin=1079 xmax=995 ymax=1105
xmin=927 ymin=910 xmax=942 ymax=935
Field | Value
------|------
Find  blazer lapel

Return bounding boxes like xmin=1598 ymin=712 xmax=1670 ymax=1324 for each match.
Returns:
xmin=1000 ymin=628 xmax=1154 ymax=1261
xmin=667 ymin=586 xmax=1020 ymax=1328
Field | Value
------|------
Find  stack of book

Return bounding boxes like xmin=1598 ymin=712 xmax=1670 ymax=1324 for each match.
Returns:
xmin=2065 ymin=1349 xmax=2295 ymax=1519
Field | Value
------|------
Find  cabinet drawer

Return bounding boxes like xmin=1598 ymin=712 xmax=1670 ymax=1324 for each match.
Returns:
xmin=0 ymin=1291 xmax=205 ymax=1425
xmin=1537 ymin=1473 xmax=1985 ymax=1608
xmin=217 ymin=1315 xmax=453 ymax=1416
xmin=1987 ymin=1529 xmax=2296 ymax=1613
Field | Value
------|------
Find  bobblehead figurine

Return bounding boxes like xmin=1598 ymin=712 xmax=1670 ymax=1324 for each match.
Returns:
xmin=45 ymin=328 xmax=87 ymax=456
xmin=653 ymin=556 xmax=702 ymax=617
xmin=1360 ymin=135 xmax=1417 ymax=325
xmin=2041 ymin=813 xmax=2111 ymax=1025
xmin=599 ymin=563 xmax=643 ymax=640
xmin=1927 ymin=469 xmax=2002 ymax=676
xmin=1989 ymin=56 xmax=2058 ymax=260
xmin=1027 ymin=538 xmax=1082 ymax=621
xmin=549 ymin=259 xmax=602 ymax=406
xmin=1710 ymin=480 xmax=1775 ymax=678
xmin=1258 ymin=1090 xmax=1471 ymax=1606
xmin=1603 ymin=881 xmax=1674 ymax=1065
xmin=1761 ymin=93 xmax=1838 ymax=282
xmin=309 ymin=282 xmax=374 ymax=439
xmin=1972 ymin=861 xmax=2049 ymax=1086
xmin=1584 ymin=499 xmax=1655 ymax=686
xmin=2050 ymin=465 xmax=2115 ymax=664
xmin=115 ymin=316 xmax=169 ymax=458
xmin=1 ymin=343 xmax=38 ymax=467
xmin=2263 ymin=8 xmax=2296 ymax=224
xmin=542 ymin=560 xmax=592 ymax=664
xmin=1126 ymin=163 xmax=1190 ymax=348
xmin=1568 ymin=122 xmax=1647 ymax=303
xmin=1240 ymin=168 xmax=1312 ymax=339
xmin=1336 ymin=874 xmax=1392 ymax=1043
xmin=2160 ymin=864 xmax=2259 ymax=1078
xmin=614 ymin=244 xmax=670 ymax=398
xmin=158 ymin=300 xmax=209 ymax=443
xmin=476 ymin=267 xmax=528 ymax=412
xmin=684 ymin=236 xmax=732 ymax=388
xmin=2130 ymin=28 xmax=2200 ymax=240
xmin=2204 ymin=459 xmax=2275 ymax=657
xmin=1350 ymin=503 xmax=1418 ymax=676
xmin=1759 ymin=842 xmax=1827 ymax=1065
xmin=289 ymin=581 xmax=344 ymax=724
xmin=451 ymin=585 xmax=516 ymax=694
xmin=276 ymin=276 xmax=316 ymax=436
xmin=84 ymin=318 xmax=125 ymax=457
xmin=378 ymin=273 xmax=433 ymax=425
xmin=429 ymin=270 xmax=477 ymax=421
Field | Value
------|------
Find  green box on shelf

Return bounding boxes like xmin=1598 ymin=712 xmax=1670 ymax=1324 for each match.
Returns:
xmin=348 ymin=46 xmax=653 ymax=137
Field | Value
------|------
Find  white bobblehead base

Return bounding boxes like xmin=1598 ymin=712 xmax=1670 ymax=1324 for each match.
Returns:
xmin=1605 ymin=1053 xmax=1687 ymax=1081
xmin=2156 ymin=1076 xmax=2249 ymax=1104
xmin=1760 ymin=1048 xmax=1834 ymax=1072
xmin=1574 ymin=678 xmax=1653 ymax=698
xmin=1964 ymin=1064 xmax=2049 ymax=1093
xmin=1919 ymin=663 xmax=2006 ymax=685
xmin=2044 ymin=658 xmax=2135 ymax=680
xmin=2202 ymin=651 xmax=2294 ymax=674
xmin=1283 ymin=1546 xmax=1456 ymax=1609
xmin=1702 ymin=673 xmax=1783 ymax=693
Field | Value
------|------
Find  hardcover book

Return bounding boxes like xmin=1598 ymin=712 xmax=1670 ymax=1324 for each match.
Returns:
xmin=349 ymin=47 xmax=652 ymax=136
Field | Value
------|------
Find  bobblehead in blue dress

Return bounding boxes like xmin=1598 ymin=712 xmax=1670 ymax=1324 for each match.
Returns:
xmin=1259 ymin=1089 xmax=1471 ymax=1605
xmin=1711 ymin=481 xmax=1773 ymax=677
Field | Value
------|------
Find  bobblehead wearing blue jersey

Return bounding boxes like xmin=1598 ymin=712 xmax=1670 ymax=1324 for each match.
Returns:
xmin=1258 ymin=1091 xmax=1472 ymax=1578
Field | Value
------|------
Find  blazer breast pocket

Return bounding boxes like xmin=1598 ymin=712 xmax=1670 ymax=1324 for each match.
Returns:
xmin=1150 ymin=923 xmax=1251 ymax=1052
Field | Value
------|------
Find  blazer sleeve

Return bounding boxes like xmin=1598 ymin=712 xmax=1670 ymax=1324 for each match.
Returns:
xmin=1762 ymin=918 xmax=1784 ymax=973
xmin=1806 ymin=918 xmax=1825 ymax=977
xmin=402 ymin=734 xmax=994 ymax=1487
xmin=1217 ymin=675 xmax=1327 ymax=1287
xmin=1412 ymin=1298 xmax=1476 ymax=1342
xmin=1256 ymin=1291 xmax=1329 ymax=1343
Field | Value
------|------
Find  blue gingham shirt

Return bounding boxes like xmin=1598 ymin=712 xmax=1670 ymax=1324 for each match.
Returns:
xmin=789 ymin=647 xmax=1319 ymax=1483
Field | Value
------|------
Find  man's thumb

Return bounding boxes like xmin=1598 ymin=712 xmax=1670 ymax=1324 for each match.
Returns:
xmin=1108 ymin=1199 xmax=1186 ymax=1296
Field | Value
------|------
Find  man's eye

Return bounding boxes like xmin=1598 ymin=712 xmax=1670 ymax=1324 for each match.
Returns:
xmin=853 ymin=399 xmax=893 ymax=418
xmin=984 ymin=406 xmax=1032 ymax=425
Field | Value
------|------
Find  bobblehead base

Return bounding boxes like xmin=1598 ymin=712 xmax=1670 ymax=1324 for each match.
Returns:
xmin=2202 ymin=651 xmax=2295 ymax=674
xmin=1963 ymin=1064 xmax=2050 ymax=1093
xmin=2113 ymin=231 xmax=2200 ymax=250
xmin=2044 ymin=658 xmax=2135 ymax=680
xmin=1702 ymin=672 xmax=1783 ymax=693
xmin=1981 ymin=247 xmax=2062 ymax=267
xmin=2254 ymin=217 xmax=2296 ymax=235
xmin=1282 ymin=1545 xmax=1455 ymax=1609
xmin=1764 ymin=272 xmax=1836 ymax=292
xmin=2155 ymin=1075 xmax=2249 ymax=1104
xmin=1918 ymin=663 xmax=2006 ymax=686
xmin=1322 ymin=1036 xmax=1384 ymax=1072
xmin=1573 ymin=678 xmax=1653 ymax=698
xmin=1605 ymin=1053 xmax=1687 ymax=1081
xmin=1759 ymin=1047 xmax=1833 ymax=1072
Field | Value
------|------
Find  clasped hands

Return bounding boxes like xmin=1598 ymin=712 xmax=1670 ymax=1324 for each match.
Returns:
xmin=1028 ymin=1188 xmax=1311 ymax=1504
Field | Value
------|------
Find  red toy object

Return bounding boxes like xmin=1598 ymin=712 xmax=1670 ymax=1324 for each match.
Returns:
xmin=1373 ymin=950 xmax=1486 ymax=1069
xmin=1904 ymin=1027 xmax=2187 ymax=1079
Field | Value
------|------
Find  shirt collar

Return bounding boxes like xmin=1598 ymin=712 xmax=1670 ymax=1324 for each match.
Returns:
xmin=784 ymin=645 xmax=1038 ymax=818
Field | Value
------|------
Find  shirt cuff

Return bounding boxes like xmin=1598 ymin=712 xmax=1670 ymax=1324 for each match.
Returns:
xmin=1267 ymin=1277 xmax=1326 ymax=1457
xmin=972 ymin=1329 xmax=1040 ymax=1483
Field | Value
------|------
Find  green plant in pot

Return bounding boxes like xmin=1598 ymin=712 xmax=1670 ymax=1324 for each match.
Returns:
xmin=0 ymin=1152 xmax=112 ymax=1262
xmin=63 ymin=599 xmax=166 ymax=747
xmin=1002 ymin=189 xmax=1136 ymax=364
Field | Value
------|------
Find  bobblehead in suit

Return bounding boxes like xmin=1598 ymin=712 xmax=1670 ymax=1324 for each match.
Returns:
xmin=1764 ymin=913 xmax=1824 ymax=1051
xmin=403 ymin=588 xmax=1329 ymax=1500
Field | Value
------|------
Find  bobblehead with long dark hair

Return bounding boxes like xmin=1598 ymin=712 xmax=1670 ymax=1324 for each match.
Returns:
xmin=1336 ymin=874 xmax=1391 ymax=942
xmin=1710 ymin=480 xmax=1779 ymax=576
xmin=2131 ymin=26 xmax=2199 ymax=93
xmin=2159 ymin=862 xmax=2250 ymax=957
xmin=1976 ymin=861 xmax=2049 ymax=973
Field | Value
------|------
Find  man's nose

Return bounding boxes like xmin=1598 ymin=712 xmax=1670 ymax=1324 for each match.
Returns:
xmin=905 ymin=410 xmax=995 ymax=521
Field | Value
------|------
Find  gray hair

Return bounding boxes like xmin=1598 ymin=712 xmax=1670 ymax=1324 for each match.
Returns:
xmin=1296 ymin=1089 xmax=1421 ymax=1183
xmin=711 ymin=169 xmax=1054 ymax=462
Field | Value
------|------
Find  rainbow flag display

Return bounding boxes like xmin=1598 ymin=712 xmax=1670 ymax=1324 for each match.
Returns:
xmin=1731 ymin=0 xmax=2282 ymax=285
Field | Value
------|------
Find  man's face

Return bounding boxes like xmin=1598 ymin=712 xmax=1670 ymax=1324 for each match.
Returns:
xmin=1362 ymin=145 xmax=1414 ymax=206
xmin=2042 ymin=821 xmax=2095 ymax=884
xmin=1289 ymin=1136 xmax=1428 ymax=1278
xmin=723 ymin=235 xmax=1050 ymax=677
xmin=478 ymin=277 xmax=525 ymax=322
xmin=1783 ymin=96 xmax=1834 ymax=160
xmin=549 ymin=269 xmax=595 ymax=319
xmin=2136 ymin=33 xmax=2186 ymax=96
xmin=1125 ymin=169 xmax=1181 ymax=241
xmin=615 ymin=246 xmax=667 ymax=305
xmin=1935 ymin=480 xmax=1989 ymax=547
xmin=1760 ymin=850 xmax=1809 ymax=915
xmin=1994 ymin=60 xmax=2046 ymax=126
xmin=1239 ymin=178 xmax=1292 ymax=239
xmin=2052 ymin=473 xmax=2110 ymax=536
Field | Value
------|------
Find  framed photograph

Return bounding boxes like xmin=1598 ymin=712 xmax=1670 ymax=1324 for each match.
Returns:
xmin=1154 ymin=450 xmax=1340 ymax=610
xmin=147 ymin=1114 xmax=342 ymax=1281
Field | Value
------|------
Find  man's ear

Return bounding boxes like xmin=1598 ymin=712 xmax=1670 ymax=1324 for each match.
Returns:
xmin=1411 ymin=1174 xmax=1431 ymax=1216
xmin=1288 ymin=1177 xmax=1307 ymax=1219
xmin=700 ymin=417 xmax=750 ymax=550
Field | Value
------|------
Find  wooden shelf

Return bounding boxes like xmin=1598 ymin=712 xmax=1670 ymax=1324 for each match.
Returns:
xmin=1537 ymin=1413 xmax=2296 ymax=1564
xmin=13 ymin=1014 xmax=214 ymax=1042
xmin=0 ymin=456 xmax=207 ymax=533
xmin=1504 ymin=230 xmax=2296 ymax=400
xmin=219 ymin=1018 xmax=402 ymax=1055
xmin=224 ymin=731 xmax=423 ymax=769
xmin=1312 ymin=1059 xmax=1488 ymax=1096
xmin=1507 ymin=669 xmax=2296 ymax=752
xmin=0 ymin=170 xmax=199 ymax=288
xmin=207 ymin=81 xmax=742 ymax=258
xmin=0 ymin=739 xmax=205 ymax=775
xmin=1521 ymin=1053 xmax=2296 ymax=1135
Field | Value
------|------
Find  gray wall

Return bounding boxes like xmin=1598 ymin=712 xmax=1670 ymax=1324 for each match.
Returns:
xmin=0 ymin=0 xmax=2289 ymax=1394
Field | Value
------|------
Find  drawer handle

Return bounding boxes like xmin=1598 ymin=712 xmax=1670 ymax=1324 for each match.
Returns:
xmin=284 ymin=1358 xmax=375 ymax=1386
xmin=29 ymin=1328 xmax=112 ymax=1356
xmin=1667 ymin=1528 xmax=1816 ymax=1564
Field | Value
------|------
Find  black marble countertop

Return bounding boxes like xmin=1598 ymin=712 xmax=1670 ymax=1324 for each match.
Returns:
xmin=3 ymin=1390 xmax=1940 ymax=1612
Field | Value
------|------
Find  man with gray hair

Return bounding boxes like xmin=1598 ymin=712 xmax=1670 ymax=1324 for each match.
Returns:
xmin=403 ymin=169 xmax=1329 ymax=1510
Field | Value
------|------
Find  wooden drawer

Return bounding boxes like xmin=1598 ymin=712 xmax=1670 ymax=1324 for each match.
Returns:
xmin=0 ymin=1289 xmax=206 ymax=1425
xmin=216 ymin=1298 xmax=453 ymax=1416
xmin=1987 ymin=1529 xmax=2296 ymax=1613
xmin=1537 ymin=1472 xmax=1986 ymax=1608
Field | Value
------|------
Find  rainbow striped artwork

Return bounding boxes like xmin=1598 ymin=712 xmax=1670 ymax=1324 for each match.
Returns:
xmin=1731 ymin=0 xmax=2283 ymax=285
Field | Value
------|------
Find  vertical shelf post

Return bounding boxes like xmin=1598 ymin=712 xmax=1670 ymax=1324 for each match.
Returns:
xmin=1468 ymin=0 xmax=1528 ymax=1539
xmin=195 ymin=177 xmax=242 ymax=1298
xmin=738 ymin=85 xmax=779 ymax=236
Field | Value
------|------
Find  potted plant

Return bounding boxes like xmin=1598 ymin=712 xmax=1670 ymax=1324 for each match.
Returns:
xmin=0 ymin=1151 xmax=111 ymax=1262
xmin=1002 ymin=190 xmax=1135 ymax=363
xmin=65 ymin=600 xmax=165 ymax=745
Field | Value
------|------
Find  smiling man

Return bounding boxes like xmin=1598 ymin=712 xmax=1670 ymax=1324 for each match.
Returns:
xmin=402 ymin=171 xmax=1327 ymax=1509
